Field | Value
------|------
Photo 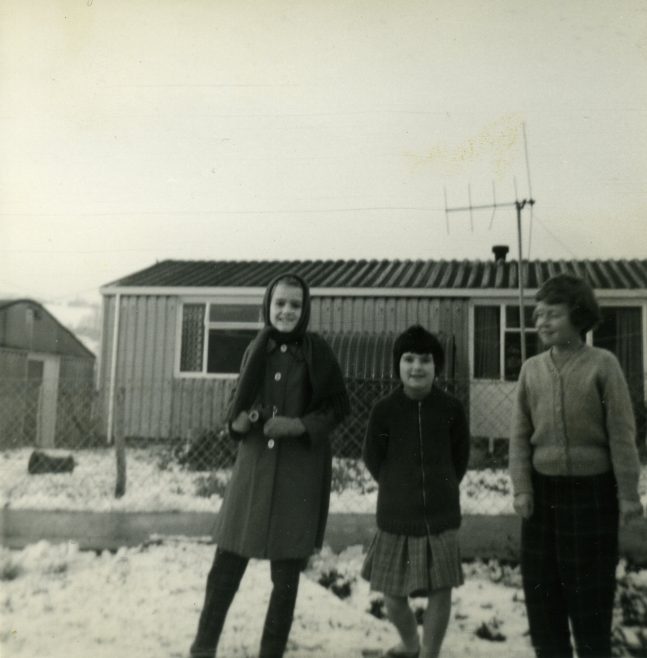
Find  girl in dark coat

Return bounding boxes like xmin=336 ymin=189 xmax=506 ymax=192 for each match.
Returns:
xmin=362 ymin=325 xmax=470 ymax=658
xmin=190 ymin=273 xmax=349 ymax=658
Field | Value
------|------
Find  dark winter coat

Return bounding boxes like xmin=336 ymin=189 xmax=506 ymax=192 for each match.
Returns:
xmin=363 ymin=386 xmax=470 ymax=536
xmin=213 ymin=339 xmax=339 ymax=560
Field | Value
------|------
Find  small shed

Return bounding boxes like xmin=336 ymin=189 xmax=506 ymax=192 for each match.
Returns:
xmin=98 ymin=256 xmax=647 ymax=443
xmin=0 ymin=299 xmax=96 ymax=448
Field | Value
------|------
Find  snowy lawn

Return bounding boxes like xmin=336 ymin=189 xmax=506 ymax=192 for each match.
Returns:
xmin=2 ymin=447 xmax=646 ymax=657
xmin=1 ymin=539 xmax=646 ymax=658
xmin=6 ymin=446 xmax=645 ymax=515
xmin=0 ymin=446 xmax=519 ymax=514
xmin=3 ymin=446 xmax=647 ymax=515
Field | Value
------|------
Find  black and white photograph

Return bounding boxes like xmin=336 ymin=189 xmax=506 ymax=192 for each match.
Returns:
xmin=1 ymin=1 xmax=646 ymax=656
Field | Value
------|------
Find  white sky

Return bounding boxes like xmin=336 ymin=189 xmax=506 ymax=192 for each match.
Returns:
xmin=1 ymin=0 xmax=646 ymax=302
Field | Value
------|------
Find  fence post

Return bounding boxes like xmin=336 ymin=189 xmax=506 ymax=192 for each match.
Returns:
xmin=114 ymin=386 xmax=126 ymax=498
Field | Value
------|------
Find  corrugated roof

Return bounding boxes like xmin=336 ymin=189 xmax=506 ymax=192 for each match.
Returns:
xmin=324 ymin=331 xmax=455 ymax=379
xmin=103 ymin=258 xmax=647 ymax=291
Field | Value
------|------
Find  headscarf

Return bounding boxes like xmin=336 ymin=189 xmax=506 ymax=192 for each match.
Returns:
xmin=262 ymin=272 xmax=311 ymax=343
xmin=228 ymin=272 xmax=350 ymax=422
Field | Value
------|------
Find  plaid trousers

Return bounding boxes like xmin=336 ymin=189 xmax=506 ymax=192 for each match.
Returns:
xmin=521 ymin=470 xmax=619 ymax=658
xmin=190 ymin=548 xmax=304 ymax=658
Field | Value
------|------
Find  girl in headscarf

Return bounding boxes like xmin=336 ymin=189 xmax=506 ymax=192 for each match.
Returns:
xmin=190 ymin=273 xmax=349 ymax=658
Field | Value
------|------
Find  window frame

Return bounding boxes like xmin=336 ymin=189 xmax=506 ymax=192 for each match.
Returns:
xmin=175 ymin=296 xmax=263 ymax=379
xmin=471 ymin=301 xmax=541 ymax=381
xmin=591 ymin=301 xmax=645 ymax=356
xmin=470 ymin=300 xmax=646 ymax=382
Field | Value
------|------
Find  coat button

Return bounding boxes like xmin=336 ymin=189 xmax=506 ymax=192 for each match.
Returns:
xmin=267 ymin=439 xmax=275 ymax=449
xmin=280 ymin=344 xmax=288 ymax=353
xmin=274 ymin=372 xmax=282 ymax=382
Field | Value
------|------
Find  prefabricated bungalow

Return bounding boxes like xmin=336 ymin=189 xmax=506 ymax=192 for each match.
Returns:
xmin=98 ymin=254 xmax=647 ymax=445
xmin=0 ymin=299 xmax=96 ymax=448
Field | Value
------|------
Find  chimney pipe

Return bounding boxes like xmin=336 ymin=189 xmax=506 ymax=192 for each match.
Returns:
xmin=492 ymin=245 xmax=509 ymax=262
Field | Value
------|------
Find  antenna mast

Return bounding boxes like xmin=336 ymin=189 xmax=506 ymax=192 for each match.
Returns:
xmin=443 ymin=124 xmax=536 ymax=363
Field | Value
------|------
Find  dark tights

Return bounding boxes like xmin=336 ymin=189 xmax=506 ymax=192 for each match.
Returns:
xmin=190 ymin=548 xmax=303 ymax=658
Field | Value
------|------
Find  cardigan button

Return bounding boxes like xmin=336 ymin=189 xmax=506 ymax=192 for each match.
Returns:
xmin=267 ymin=439 xmax=275 ymax=449
xmin=280 ymin=344 xmax=288 ymax=353
xmin=274 ymin=372 xmax=282 ymax=382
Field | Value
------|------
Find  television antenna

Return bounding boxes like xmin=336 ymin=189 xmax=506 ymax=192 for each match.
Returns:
xmin=443 ymin=123 xmax=535 ymax=363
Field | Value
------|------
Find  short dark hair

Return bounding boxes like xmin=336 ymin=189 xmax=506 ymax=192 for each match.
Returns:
xmin=393 ymin=325 xmax=445 ymax=376
xmin=535 ymin=274 xmax=601 ymax=333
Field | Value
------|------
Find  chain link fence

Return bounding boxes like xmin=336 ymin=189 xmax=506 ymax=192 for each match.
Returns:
xmin=0 ymin=378 xmax=100 ymax=450
xmin=1 ymin=376 xmax=645 ymax=516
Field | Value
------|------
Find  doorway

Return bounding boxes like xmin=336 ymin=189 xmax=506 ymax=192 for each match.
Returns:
xmin=25 ymin=354 xmax=60 ymax=447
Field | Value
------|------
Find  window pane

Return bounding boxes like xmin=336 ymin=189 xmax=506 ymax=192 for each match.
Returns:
xmin=207 ymin=329 xmax=257 ymax=374
xmin=180 ymin=304 xmax=205 ymax=372
xmin=209 ymin=304 xmax=261 ymax=323
xmin=474 ymin=306 xmax=500 ymax=379
xmin=593 ymin=306 xmax=644 ymax=402
xmin=506 ymin=305 xmax=535 ymax=328
xmin=504 ymin=332 xmax=541 ymax=381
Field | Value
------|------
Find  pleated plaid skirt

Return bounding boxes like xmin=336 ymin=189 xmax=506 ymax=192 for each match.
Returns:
xmin=361 ymin=528 xmax=464 ymax=597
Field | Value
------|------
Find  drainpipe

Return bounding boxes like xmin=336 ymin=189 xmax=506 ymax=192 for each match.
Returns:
xmin=515 ymin=201 xmax=528 ymax=363
xmin=106 ymin=293 xmax=121 ymax=444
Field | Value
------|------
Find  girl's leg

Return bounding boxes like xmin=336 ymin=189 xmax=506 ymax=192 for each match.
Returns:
xmin=522 ymin=473 xmax=573 ymax=658
xmin=559 ymin=473 xmax=619 ymax=658
xmin=190 ymin=548 xmax=248 ymax=658
xmin=383 ymin=594 xmax=420 ymax=654
xmin=420 ymin=588 xmax=451 ymax=658
xmin=259 ymin=558 xmax=304 ymax=658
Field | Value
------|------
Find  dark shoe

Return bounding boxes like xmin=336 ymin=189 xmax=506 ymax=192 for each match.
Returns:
xmin=383 ymin=647 xmax=420 ymax=658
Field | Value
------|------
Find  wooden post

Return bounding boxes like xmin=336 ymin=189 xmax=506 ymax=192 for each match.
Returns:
xmin=114 ymin=387 xmax=126 ymax=498
xmin=107 ymin=293 xmax=121 ymax=445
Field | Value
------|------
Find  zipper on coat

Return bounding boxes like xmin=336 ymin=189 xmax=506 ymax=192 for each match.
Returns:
xmin=417 ymin=401 xmax=432 ymax=537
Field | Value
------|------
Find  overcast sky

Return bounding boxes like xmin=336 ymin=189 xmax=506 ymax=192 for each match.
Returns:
xmin=1 ymin=0 xmax=646 ymax=303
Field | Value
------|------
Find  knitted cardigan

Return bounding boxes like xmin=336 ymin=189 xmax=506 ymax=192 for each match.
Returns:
xmin=509 ymin=345 xmax=640 ymax=503
xmin=363 ymin=386 xmax=470 ymax=536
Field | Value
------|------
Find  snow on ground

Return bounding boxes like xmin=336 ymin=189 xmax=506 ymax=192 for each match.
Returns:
xmin=3 ymin=447 xmax=647 ymax=515
xmin=1 ymin=448 xmax=222 ymax=513
xmin=0 ymin=447 xmax=519 ymax=514
xmin=2 ymin=446 xmax=646 ymax=657
xmin=0 ymin=538 xmax=539 ymax=658
xmin=2 ymin=538 xmax=646 ymax=658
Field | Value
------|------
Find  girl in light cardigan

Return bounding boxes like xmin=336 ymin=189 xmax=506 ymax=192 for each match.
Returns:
xmin=510 ymin=274 xmax=643 ymax=658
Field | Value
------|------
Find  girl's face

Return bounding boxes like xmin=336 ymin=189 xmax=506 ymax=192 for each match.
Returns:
xmin=534 ymin=301 xmax=582 ymax=348
xmin=400 ymin=352 xmax=435 ymax=398
xmin=269 ymin=282 xmax=303 ymax=333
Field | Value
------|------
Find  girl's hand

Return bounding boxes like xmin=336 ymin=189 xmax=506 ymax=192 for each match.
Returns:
xmin=263 ymin=416 xmax=305 ymax=439
xmin=231 ymin=411 xmax=252 ymax=434
xmin=619 ymin=499 xmax=644 ymax=526
xmin=513 ymin=493 xmax=534 ymax=519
